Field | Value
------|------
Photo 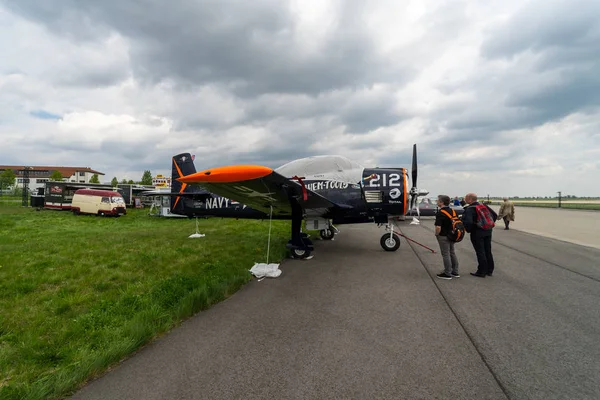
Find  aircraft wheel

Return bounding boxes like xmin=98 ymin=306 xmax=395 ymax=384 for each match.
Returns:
xmin=320 ymin=229 xmax=334 ymax=240
xmin=291 ymin=248 xmax=312 ymax=259
xmin=380 ymin=233 xmax=401 ymax=251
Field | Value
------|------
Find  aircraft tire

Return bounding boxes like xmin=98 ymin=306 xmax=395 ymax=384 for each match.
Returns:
xmin=380 ymin=233 xmax=401 ymax=251
xmin=290 ymin=248 xmax=312 ymax=259
xmin=320 ymin=229 xmax=335 ymax=240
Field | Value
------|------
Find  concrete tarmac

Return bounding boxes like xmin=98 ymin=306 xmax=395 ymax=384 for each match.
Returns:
xmin=494 ymin=206 xmax=600 ymax=249
xmin=71 ymin=212 xmax=600 ymax=400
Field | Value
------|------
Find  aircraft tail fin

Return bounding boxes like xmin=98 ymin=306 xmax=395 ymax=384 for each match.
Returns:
xmin=172 ymin=153 xmax=197 ymax=194
xmin=171 ymin=153 xmax=198 ymax=213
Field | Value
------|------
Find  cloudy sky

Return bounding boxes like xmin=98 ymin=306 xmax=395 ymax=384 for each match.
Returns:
xmin=1 ymin=0 xmax=599 ymax=197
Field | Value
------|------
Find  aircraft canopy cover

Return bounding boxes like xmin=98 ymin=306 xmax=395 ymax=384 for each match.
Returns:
xmin=275 ymin=155 xmax=364 ymax=184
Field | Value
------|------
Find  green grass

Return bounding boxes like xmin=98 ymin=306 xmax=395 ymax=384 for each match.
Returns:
xmin=0 ymin=197 xmax=23 ymax=207
xmin=0 ymin=206 xmax=290 ymax=399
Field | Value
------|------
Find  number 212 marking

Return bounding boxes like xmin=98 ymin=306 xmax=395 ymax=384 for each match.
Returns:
xmin=369 ymin=173 xmax=402 ymax=187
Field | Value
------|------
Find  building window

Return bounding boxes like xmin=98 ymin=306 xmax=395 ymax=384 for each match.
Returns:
xmin=79 ymin=172 xmax=85 ymax=177
xmin=17 ymin=179 xmax=23 ymax=183
xmin=79 ymin=180 xmax=85 ymax=183
xmin=36 ymin=179 xmax=48 ymax=183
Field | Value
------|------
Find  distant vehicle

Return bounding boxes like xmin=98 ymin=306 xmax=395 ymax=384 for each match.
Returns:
xmin=152 ymin=174 xmax=171 ymax=187
xmin=406 ymin=197 xmax=464 ymax=217
xmin=43 ymin=182 xmax=117 ymax=210
xmin=71 ymin=189 xmax=127 ymax=217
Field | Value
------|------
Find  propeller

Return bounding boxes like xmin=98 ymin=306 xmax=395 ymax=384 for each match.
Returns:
xmin=408 ymin=143 xmax=428 ymax=225
xmin=412 ymin=143 xmax=418 ymax=194
xmin=409 ymin=144 xmax=418 ymax=211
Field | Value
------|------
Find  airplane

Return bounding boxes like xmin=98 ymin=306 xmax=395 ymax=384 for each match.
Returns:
xmin=173 ymin=144 xmax=430 ymax=259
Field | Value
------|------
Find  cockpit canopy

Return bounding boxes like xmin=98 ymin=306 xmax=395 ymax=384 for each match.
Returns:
xmin=276 ymin=155 xmax=364 ymax=183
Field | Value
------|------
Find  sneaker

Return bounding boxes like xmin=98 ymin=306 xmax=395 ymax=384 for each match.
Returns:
xmin=451 ymin=272 xmax=460 ymax=278
xmin=437 ymin=273 xmax=452 ymax=280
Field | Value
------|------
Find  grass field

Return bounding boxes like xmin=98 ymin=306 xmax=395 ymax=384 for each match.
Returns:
xmin=487 ymin=200 xmax=600 ymax=210
xmin=0 ymin=205 xmax=290 ymax=400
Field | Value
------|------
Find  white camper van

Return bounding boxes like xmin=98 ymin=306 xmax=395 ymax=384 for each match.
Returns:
xmin=71 ymin=189 xmax=127 ymax=217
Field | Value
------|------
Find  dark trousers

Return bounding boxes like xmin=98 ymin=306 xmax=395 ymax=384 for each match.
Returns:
xmin=503 ymin=216 xmax=510 ymax=229
xmin=470 ymin=231 xmax=494 ymax=275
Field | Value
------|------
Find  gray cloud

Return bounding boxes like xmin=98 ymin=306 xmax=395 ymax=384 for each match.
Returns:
xmin=4 ymin=0 xmax=404 ymax=96
xmin=2 ymin=0 xmax=600 ymax=196
xmin=481 ymin=0 xmax=600 ymax=62
xmin=505 ymin=65 xmax=600 ymax=119
xmin=421 ymin=0 xmax=600 ymax=139
xmin=53 ymin=64 xmax=129 ymax=88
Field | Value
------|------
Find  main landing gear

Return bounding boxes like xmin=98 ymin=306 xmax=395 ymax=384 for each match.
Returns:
xmin=286 ymin=201 xmax=314 ymax=259
xmin=288 ymin=232 xmax=314 ymax=259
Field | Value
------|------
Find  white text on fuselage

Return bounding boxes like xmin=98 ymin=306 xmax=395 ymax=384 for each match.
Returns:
xmin=305 ymin=181 xmax=353 ymax=191
xmin=203 ymin=197 xmax=247 ymax=209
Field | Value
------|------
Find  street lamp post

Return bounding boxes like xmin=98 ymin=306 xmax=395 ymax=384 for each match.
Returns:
xmin=557 ymin=191 xmax=562 ymax=208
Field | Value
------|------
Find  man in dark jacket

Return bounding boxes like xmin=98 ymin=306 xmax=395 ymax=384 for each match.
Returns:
xmin=462 ymin=193 xmax=497 ymax=277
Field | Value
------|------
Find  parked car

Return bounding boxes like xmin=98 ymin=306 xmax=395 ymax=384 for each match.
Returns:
xmin=406 ymin=197 xmax=464 ymax=217
xmin=71 ymin=189 xmax=126 ymax=217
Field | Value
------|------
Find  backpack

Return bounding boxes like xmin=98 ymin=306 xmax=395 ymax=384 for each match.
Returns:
xmin=440 ymin=208 xmax=465 ymax=242
xmin=475 ymin=204 xmax=496 ymax=230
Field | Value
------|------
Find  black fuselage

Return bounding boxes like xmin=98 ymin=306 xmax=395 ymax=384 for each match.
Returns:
xmin=173 ymin=167 xmax=408 ymax=225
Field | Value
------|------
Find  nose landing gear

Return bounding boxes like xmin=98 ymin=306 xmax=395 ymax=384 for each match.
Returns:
xmin=380 ymin=221 xmax=401 ymax=251
xmin=378 ymin=219 xmax=436 ymax=253
xmin=381 ymin=232 xmax=401 ymax=251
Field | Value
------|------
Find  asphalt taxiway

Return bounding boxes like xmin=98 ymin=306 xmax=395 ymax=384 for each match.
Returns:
xmin=71 ymin=209 xmax=600 ymax=400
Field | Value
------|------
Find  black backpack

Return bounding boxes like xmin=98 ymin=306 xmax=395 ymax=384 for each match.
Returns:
xmin=440 ymin=209 xmax=465 ymax=242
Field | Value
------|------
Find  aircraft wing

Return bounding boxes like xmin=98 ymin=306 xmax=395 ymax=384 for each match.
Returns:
xmin=177 ymin=165 xmax=341 ymax=217
xmin=138 ymin=190 xmax=211 ymax=198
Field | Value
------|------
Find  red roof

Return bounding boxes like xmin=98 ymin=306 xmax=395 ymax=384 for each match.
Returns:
xmin=0 ymin=166 xmax=104 ymax=177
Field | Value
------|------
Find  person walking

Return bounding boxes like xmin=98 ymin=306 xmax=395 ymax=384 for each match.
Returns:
xmin=498 ymin=197 xmax=515 ymax=230
xmin=434 ymin=195 xmax=460 ymax=280
xmin=462 ymin=193 xmax=497 ymax=277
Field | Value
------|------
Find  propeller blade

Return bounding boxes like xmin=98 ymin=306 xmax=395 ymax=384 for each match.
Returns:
xmin=411 ymin=143 xmax=417 ymax=190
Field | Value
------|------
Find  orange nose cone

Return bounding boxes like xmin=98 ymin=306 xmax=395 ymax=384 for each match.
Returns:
xmin=178 ymin=165 xmax=273 ymax=183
